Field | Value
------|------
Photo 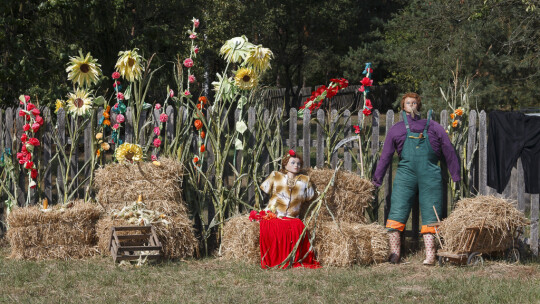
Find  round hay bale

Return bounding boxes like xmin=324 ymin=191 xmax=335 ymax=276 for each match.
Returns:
xmin=313 ymin=221 xmax=388 ymax=266
xmin=94 ymin=157 xmax=186 ymax=215
xmin=305 ymin=168 xmax=374 ymax=223
xmin=220 ymin=215 xmax=260 ymax=264
xmin=6 ymin=200 xmax=102 ymax=260
xmin=438 ymin=196 xmax=529 ymax=253
xmin=95 ymin=214 xmax=199 ymax=259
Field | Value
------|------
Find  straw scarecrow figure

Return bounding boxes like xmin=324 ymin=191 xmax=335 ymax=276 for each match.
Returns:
xmin=372 ymin=93 xmax=461 ymax=265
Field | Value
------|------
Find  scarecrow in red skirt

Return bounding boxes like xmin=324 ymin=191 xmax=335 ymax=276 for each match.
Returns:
xmin=250 ymin=150 xmax=320 ymax=269
xmin=372 ymin=93 xmax=461 ymax=265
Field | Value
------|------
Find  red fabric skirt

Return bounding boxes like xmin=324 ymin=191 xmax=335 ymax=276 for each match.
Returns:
xmin=259 ymin=217 xmax=320 ymax=269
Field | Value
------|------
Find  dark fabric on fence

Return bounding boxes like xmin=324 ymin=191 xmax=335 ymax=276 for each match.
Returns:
xmin=487 ymin=111 xmax=540 ymax=194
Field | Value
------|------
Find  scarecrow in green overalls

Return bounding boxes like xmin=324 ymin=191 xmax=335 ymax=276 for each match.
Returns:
xmin=372 ymin=93 xmax=461 ymax=265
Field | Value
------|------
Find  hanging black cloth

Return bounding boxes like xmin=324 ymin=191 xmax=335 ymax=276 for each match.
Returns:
xmin=487 ymin=111 xmax=540 ymax=194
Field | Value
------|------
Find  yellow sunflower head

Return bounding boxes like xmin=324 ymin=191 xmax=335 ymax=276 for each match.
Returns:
xmin=66 ymin=51 xmax=102 ymax=87
xmin=246 ymin=45 xmax=273 ymax=74
xmin=234 ymin=68 xmax=258 ymax=90
xmin=115 ymin=48 xmax=145 ymax=82
xmin=55 ymin=99 xmax=65 ymax=113
xmin=220 ymin=36 xmax=254 ymax=64
xmin=66 ymin=88 xmax=93 ymax=116
xmin=115 ymin=143 xmax=143 ymax=163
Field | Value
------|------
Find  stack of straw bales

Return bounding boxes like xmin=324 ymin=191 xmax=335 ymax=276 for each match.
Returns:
xmin=93 ymin=157 xmax=198 ymax=259
xmin=438 ymin=196 xmax=529 ymax=253
xmin=6 ymin=200 xmax=101 ymax=260
xmin=220 ymin=168 xmax=389 ymax=266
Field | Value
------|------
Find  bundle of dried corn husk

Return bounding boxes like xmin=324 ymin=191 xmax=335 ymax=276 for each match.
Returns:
xmin=438 ymin=196 xmax=529 ymax=253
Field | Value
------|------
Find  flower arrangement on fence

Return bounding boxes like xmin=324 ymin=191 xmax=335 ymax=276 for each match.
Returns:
xmin=17 ymin=95 xmax=43 ymax=196
xmin=354 ymin=63 xmax=376 ymax=179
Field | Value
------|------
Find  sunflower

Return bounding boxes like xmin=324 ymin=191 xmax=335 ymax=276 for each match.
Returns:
xmin=246 ymin=45 xmax=273 ymax=73
xmin=115 ymin=48 xmax=145 ymax=82
xmin=219 ymin=36 xmax=254 ymax=64
xmin=115 ymin=143 xmax=143 ymax=163
xmin=54 ymin=99 xmax=65 ymax=113
xmin=66 ymin=51 xmax=102 ymax=87
xmin=234 ymin=68 xmax=258 ymax=90
xmin=66 ymin=88 xmax=93 ymax=116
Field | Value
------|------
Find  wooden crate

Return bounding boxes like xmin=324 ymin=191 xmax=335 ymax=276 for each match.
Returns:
xmin=108 ymin=226 xmax=163 ymax=263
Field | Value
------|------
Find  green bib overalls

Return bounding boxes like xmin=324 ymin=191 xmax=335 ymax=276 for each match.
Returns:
xmin=386 ymin=110 xmax=442 ymax=234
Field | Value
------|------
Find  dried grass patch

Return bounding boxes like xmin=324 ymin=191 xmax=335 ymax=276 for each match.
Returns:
xmin=438 ymin=195 xmax=529 ymax=253
xmin=6 ymin=200 xmax=102 ymax=260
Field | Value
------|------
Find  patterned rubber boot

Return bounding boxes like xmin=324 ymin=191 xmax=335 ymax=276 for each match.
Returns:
xmin=423 ymin=233 xmax=436 ymax=265
xmin=388 ymin=231 xmax=401 ymax=264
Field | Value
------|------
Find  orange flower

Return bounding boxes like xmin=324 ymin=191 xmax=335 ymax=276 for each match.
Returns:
xmin=103 ymin=119 xmax=111 ymax=126
xmin=452 ymin=120 xmax=458 ymax=128
xmin=455 ymin=108 xmax=464 ymax=116
xmin=200 ymin=131 xmax=206 ymax=139
xmin=96 ymin=149 xmax=101 ymax=157
xmin=198 ymin=96 xmax=208 ymax=105
xmin=197 ymin=103 xmax=204 ymax=110
xmin=105 ymin=105 xmax=111 ymax=113
xmin=103 ymin=112 xmax=110 ymax=119
xmin=450 ymin=113 xmax=455 ymax=120
xmin=194 ymin=119 xmax=203 ymax=130
xmin=200 ymin=144 xmax=205 ymax=153
xmin=193 ymin=156 xmax=199 ymax=163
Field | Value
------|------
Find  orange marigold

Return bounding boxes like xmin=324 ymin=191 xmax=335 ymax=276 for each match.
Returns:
xmin=450 ymin=113 xmax=455 ymax=120
xmin=197 ymin=103 xmax=204 ymax=110
xmin=194 ymin=119 xmax=203 ymax=130
xmin=455 ymin=108 xmax=464 ymax=116
xmin=200 ymin=144 xmax=205 ymax=153
xmin=198 ymin=96 xmax=208 ymax=105
xmin=200 ymin=131 xmax=206 ymax=139
xmin=96 ymin=149 xmax=101 ymax=157
xmin=452 ymin=120 xmax=458 ymax=128
xmin=193 ymin=156 xmax=199 ymax=163
xmin=103 ymin=119 xmax=111 ymax=126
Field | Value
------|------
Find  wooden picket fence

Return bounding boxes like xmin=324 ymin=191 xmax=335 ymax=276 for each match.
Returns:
xmin=0 ymin=106 xmax=538 ymax=256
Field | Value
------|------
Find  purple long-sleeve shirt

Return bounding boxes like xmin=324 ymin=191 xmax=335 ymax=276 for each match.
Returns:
xmin=372 ymin=113 xmax=461 ymax=187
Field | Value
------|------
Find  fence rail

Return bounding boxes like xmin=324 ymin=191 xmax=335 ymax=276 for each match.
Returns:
xmin=0 ymin=106 xmax=538 ymax=255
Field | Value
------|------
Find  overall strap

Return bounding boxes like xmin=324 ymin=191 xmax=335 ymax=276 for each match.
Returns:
xmin=402 ymin=111 xmax=410 ymax=132
xmin=423 ymin=110 xmax=432 ymax=133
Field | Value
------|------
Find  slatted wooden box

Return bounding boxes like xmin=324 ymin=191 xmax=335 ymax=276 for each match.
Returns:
xmin=108 ymin=226 xmax=163 ymax=263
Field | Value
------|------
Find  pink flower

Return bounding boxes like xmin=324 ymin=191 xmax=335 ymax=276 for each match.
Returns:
xmin=151 ymin=155 xmax=158 ymax=161
xmin=360 ymin=77 xmax=373 ymax=87
xmin=35 ymin=115 xmax=44 ymax=125
xmin=358 ymin=85 xmax=365 ymax=93
xmin=365 ymin=99 xmax=373 ymax=109
xmin=112 ymin=72 xmax=121 ymax=79
xmin=113 ymin=103 xmax=119 ymax=110
xmin=153 ymin=138 xmax=162 ymax=148
xmin=19 ymin=110 xmax=26 ymax=117
xmin=27 ymin=103 xmax=35 ymax=111
xmin=21 ymin=134 xmax=28 ymax=142
xmin=188 ymin=75 xmax=196 ymax=83
xmin=159 ymin=113 xmax=168 ymax=123
xmin=113 ymin=81 xmax=121 ymax=88
xmin=25 ymin=95 xmax=31 ymax=102
xmin=363 ymin=108 xmax=372 ymax=116
xmin=192 ymin=18 xmax=200 ymax=28
xmin=169 ymin=89 xmax=174 ymax=98
xmin=353 ymin=125 xmax=361 ymax=134
xmin=155 ymin=103 xmax=161 ymax=110
xmin=183 ymin=58 xmax=194 ymax=68
xmin=189 ymin=34 xmax=197 ymax=39
xmin=117 ymin=92 xmax=124 ymax=100
xmin=31 ymin=123 xmax=40 ymax=133
xmin=194 ymin=46 xmax=199 ymax=54
xmin=116 ymin=114 xmax=125 ymax=123
xmin=153 ymin=127 xmax=161 ymax=136
xmin=112 ymin=124 xmax=119 ymax=130
xmin=184 ymin=90 xmax=191 ymax=96
xmin=25 ymin=161 xmax=34 ymax=169
xmin=23 ymin=124 xmax=31 ymax=131
xmin=28 ymin=137 xmax=40 ymax=146
xmin=31 ymin=108 xmax=40 ymax=116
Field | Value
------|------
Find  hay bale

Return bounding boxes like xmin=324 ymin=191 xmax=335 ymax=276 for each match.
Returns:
xmin=438 ymin=196 xmax=529 ymax=253
xmin=313 ymin=221 xmax=389 ymax=266
xmin=6 ymin=200 xmax=102 ymax=260
xmin=220 ymin=215 xmax=260 ymax=264
xmin=305 ymin=168 xmax=374 ymax=223
xmin=95 ymin=214 xmax=199 ymax=259
xmin=94 ymin=157 xmax=187 ymax=216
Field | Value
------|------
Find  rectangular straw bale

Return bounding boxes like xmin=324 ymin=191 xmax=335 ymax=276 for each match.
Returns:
xmin=220 ymin=215 xmax=260 ymax=264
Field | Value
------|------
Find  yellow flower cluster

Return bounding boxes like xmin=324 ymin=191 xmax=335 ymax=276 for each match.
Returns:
xmin=115 ymin=143 xmax=143 ymax=163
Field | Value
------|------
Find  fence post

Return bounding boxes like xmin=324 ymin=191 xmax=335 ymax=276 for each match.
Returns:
xmin=303 ymin=109 xmax=311 ymax=168
xmin=467 ymin=110 xmax=477 ymax=195
xmin=531 ymin=194 xmax=539 ymax=256
xmin=330 ymin=109 xmax=338 ymax=168
xmin=0 ymin=109 xmax=3 ymax=155
xmin=289 ymin=108 xmax=297 ymax=150
xmin=15 ymin=108 xmax=26 ymax=206
xmin=316 ymin=109 xmax=325 ymax=168
xmin=478 ymin=111 xmax=487 ymax=195
xmin=343 ymin=110 xmax=351 ymax=171
xmin=42 ymin=108 xmax=52 ymax=204
xmin=516 ymin=159 xmax=525 ymax=212
xmin=69 ymin=116 xmax=79 ymax=199
xmin=262 ymin=109 xmax=270 ymax=176
xmin=153 ymin=108 xmax=161 ymax=158
xmin=83 ymin=112 xmax=93 ymax=194
xmin=440 ymin=110 xmax=449 ymax=218
xmin=4 ymin=108 xmax=14 ymax=205
xmin=383 ymin=110 xmax=394 ymax=224
xmin=248 ymin=107 xmax=256 ymax=204
xmin=57 ymin=108 xmax=66 ymax=199
xmin=370 ymin=110 xmax=379 ymax=220
xmin=166 ymin=105 xmax=175 ymax=146
xmin=125 ymin=107 xmax=134 ymax=144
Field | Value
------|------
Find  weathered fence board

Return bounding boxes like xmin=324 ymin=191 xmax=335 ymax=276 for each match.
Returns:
xmin=316 ymin=110 xmax=324 ymax=168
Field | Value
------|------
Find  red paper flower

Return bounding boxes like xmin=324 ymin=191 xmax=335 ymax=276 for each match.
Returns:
xmin=159 ymin=113 xmax=169 ymax=123
xmin=360 ymin=77 xmax=373 ymax=87
xmin=19 ymin=110 xmax=26 ymax=117
xmin=353 ymin=125 xmax=361 ymax=134
xmin=289 ymin=149 xmax=296 ymax=157
xmin=365 ymin=99 xmax=373 ymax=109
xmin=21 ymin=134 xmax=28 ymax=142
xmin=35 ymin=115 xmax=44 ymax=126
xmin=183 ymin=58 xmax=194 ymax=68
xmin=112 ymin=72 xmax=121 ymax=79
xmin=23 ymin=124 xmax=31 ymax=131
xmin=326 ymin=86 xmax=339 ymax=99
xmin=31 ymin=123 xmax=40 ymax=133
xmin=31 ymin=168 xmax=38 ymax=179
xmin=31 ymin=108 xmax=40 ymax=116
xmin=25 ymin=161 xmax=34 ymax=169
xmin=363 ymin=108 xmax=372 ymax=116
xmin=28 ymin=138 xmax=40 ymax=146
xmin=153 ymin=138 xmax=162 ymax=148
xmin=27 ymin=103 xmax=36 ymax=111
xmin=117 ymin=92 xmax=125 ymax=100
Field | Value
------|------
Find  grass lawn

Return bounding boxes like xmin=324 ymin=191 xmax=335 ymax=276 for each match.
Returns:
xmin=1 ymin=245 xmax=539 ymax=304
